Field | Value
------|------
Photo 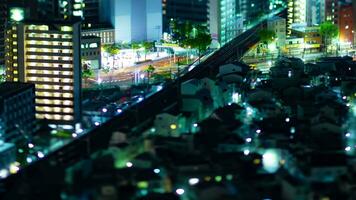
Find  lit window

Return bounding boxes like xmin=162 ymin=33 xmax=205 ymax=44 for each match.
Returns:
xmin=63 ymin=115 xmax=73 ymax=121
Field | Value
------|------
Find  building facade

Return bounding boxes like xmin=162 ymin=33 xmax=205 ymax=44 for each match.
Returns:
xmin=287 ymin=0 xmax=307 ymax=35
xmin=209 ymin=0 xmax=244 ymax=46
xmin=81 ymin=36 xmax=101 ymax=70
xmin=101 ymin=0 xmax=162 ymax=43
xmin=293 ymin=26 xmax=322 ymax=52
xmin=0 ymin=82 xmax=35 ymax=142
xmin=339 ymin=3 xmax=354 ymax=45
xmin=209 ymin=0 xmax=272 ymax=47
xmin=0 ymin=0 xmax=6 ymax=69
xmin=0 ymin=142 xmax=16 ymax=170
xmin=306 ymin=0 xmax=325 ymax=26
xmin=5 ymin=21 xmax=82 ymax=126
xmin=162 ymin=0 xmax=209 ymax=33
xmin=325 ymin=0 xmax=338 ymax=24
xmin=82 ymin=26 xmax=115 ymax=44
xmin=239 ymin=0 xmax=269 ymax=25
xmin=268 ymin=16 xmax=287 ymax=47
xmin=58 ymin=0 xmax=85 ymax=20
xmin=83 ymin=0 xmax=100 ymax=24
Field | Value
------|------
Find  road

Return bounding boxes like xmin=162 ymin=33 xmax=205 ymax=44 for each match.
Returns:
xmin=84 ymin=55 xmax=191 ymax=87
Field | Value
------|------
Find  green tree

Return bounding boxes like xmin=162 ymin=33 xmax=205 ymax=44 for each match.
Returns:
xmin=188 ymin=32 xmax=212 ymax=61
xmin=82 ymin=65 xmax=94 ymax=86
xmin=319 ymin=21 xmax=339 ymax=53
xmin=103 ymin=44 xmax=120 ymax=56
xmin=143 ymin=41 xmax=154 ymax=60
xmin=258 ymin=29 xmax=276 ymax=48
xmin=0 ymin=74 xmax=6 ymax=83
xmin=144 ymin=65 xmax=155 ymax=84
xmin=109 ymin=46 xmax=120 ymax=55
xmin=131 ymin=42 xmax=141 ymax=62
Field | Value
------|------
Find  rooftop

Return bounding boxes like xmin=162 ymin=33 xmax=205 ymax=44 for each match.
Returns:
xmin=0 ymin=82 xmax=34 ymax=99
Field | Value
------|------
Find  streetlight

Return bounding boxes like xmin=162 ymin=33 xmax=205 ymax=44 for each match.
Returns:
xmin=186 ymin=46 xmax=191 ymax=64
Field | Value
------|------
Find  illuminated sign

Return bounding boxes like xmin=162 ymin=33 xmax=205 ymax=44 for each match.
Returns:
xmin=9 ymin=8 xmax=25 ymax=22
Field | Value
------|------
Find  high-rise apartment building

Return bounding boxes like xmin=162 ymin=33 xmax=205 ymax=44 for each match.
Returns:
xmin=83 ymin=0 xmax=100 ymax=24
xmin=339 ymin=3 xmax=354 ymax=44
xmin=5 ymin=21 xmax=82 ymax=126
xmin=287 ymin=0 xmax=307 ymax=34
xmin=162 ymin=0 xmax=209 ymax=33
xmin=0 ymin=0 xmax=6 ymax=69
xmin=325 ymin=0 xmax=338 ymax=24
xmin=306 ymin=0 xmax=325 ymax=26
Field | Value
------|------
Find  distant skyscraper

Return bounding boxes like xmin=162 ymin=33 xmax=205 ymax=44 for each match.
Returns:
xmin=102 ymin=0 xmax=162 ymax=43
xmin=5 ymin=20 xmax=82 ymax=126
xmin=162 ymin=0 xmax=209 ymax=33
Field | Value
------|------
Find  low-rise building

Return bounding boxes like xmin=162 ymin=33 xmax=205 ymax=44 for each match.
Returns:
xmin=0 ymin=82 xmax=36 ymax=142
xmin=293 ymin=26 xmax=322 ymax=53
xmin=153 ymin=113 xmax=186 ymax=136
xmin=181 ymin=78 xmax=221 ymax=120
xmin=285 ymin=36 xmax=304 ymax=55
xmin=0 ymin=142 xmax=16 ymax=170
xmin=82 ymin=26 xmax=115 ymax=45
xmin=268 ymin=16 xmax=286 ymax=47
xmin=81 ymin=36 xmax=101 ymax=69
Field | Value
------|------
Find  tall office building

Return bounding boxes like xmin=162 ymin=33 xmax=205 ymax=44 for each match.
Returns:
xmin=209 ymin=0 xmax=272 ymax=46
xmin=0 ymin=0 xmax=6 ymax=69
xmin=5 ymin=21 xmax=82 ymax=126
xmin=102 ymin=0 xmax=162 ymax=43
xmin=240 ymin=0 xmax=269 ymax=25
xmin=268 ymin=16 xmax=287 ymax=47
xmin=209 ymin=0 xmax=242 ymax=46
xmin=325 ymin=0 xmax=338 ymax=24
xmin=162 ymin=0 xmax=209 ymax=33
xmin=83 ymin=0 xmax=100 ymax=24
xmin=58 ymin=0 xmax=85 ymax=20
xmin=306 ymin=0 xmax=325 ymax=26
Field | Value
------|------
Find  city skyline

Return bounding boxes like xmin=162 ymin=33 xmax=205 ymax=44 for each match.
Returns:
xmin=0 ymin=0 xmax=356 ymax=200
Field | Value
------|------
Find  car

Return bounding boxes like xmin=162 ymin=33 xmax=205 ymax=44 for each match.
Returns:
xmin=131 ymin=95 xmax=144 ymax=103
